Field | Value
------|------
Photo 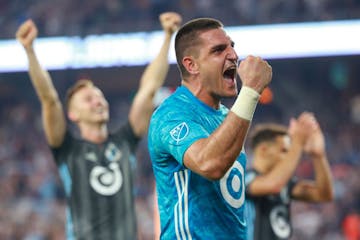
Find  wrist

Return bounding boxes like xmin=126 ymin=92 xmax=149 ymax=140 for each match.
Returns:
xmin=164 ymin=31 xmax=173 ymax=38
xmin=308 ymin=150 xmax=326 ymax=158
xmin=25 ymin=44 xmax=35 ymax=53
xmin=231 ymin=86 xmax=260 ymax=121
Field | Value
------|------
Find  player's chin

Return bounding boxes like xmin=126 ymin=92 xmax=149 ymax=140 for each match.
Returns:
xmin=98 ymin=115 xmax=109 ymax=123
xmin=222 ymin=88 xmax=238 ymax=98
xmin=103 ymin=116 xmax=110 ymax=123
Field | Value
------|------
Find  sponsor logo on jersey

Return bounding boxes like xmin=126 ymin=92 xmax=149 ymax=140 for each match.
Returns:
xmin=89 ymin=142 xmax=123 ymax=195
xmin=220 ymin=161 xmax=245 ymax=208
xmin=270 ymin=205 xmax=291 ymax=238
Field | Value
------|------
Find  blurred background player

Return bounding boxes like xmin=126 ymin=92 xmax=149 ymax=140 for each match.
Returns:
xmin=245 ymin=112 xmax=333 ymax=240
xmin=16 ymin=12 xmax=182 ymax=240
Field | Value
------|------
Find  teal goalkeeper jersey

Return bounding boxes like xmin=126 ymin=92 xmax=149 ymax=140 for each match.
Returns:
xmin=148 ymin=86 xmax=247 ymax=240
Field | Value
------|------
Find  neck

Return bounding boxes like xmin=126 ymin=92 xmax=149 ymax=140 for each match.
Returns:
xmin=79 ymin=123 xmax=108 ymax=144
xmin=182 ymin=81 xmax=221 ymax=109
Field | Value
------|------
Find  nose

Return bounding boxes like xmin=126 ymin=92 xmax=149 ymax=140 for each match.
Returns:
xmin=93 ymin=96 xmax=104 ymax=106
xmin=227 ymin=48 xmax=238 ymax=63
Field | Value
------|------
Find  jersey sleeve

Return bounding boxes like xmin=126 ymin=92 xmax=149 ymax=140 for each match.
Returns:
xmin=49 ymin=130 xmax=74 ymax=165
xmin=289 ymin=176 xmax=299 ymax=198
xmin=150 ymin=110 xmax=211 ymax=166
xmin=112 ymin=120 xmax=141 ymax=153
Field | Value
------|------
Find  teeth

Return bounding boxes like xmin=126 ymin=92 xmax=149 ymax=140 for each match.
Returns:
xmin=225 ymin=65 xmax=236 ymax=73
xmin=223 ymin=64 xmax=237 ymax=80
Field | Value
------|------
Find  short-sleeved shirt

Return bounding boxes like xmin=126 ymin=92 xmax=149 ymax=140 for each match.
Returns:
xmin=245 ymin=169 xmax=298 ymax=240
xmin=51 ymin=121 xmax=140 ymax=240
xmin=148 ymin=86 xmax=248 ymax=240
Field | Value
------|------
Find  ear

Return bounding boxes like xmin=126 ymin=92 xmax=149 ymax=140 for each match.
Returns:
xmin=182 ymin=56 xmax=199 ymax=75
xmin=258 ymin=144 xmax=269 ymax=154
xmin=67 ymin=110 xmax=79 ymax=122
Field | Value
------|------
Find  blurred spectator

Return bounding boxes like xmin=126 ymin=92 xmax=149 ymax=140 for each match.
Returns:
xmin=1 ymin=0 xmax=360 ymax=38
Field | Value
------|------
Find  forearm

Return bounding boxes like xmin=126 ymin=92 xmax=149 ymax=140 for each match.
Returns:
xmin=291 ymin=154 xmax=333 ymax=202
xmin=26 ymin=46 xmax=66 ymax=146
xmin=138 ymin=32 xmax=172 ymax=93
xmin=185 ymin=113 xmax=250 ymax=180
xmin=273 ymin=139 xmax=303 ymax=186
xmin=250 ymin=140 xmax=303 ymax=195
xmin=185 ymin=86 xmax=262 ymax=179
xmin=312 ymin=154 xmax=333 ymax=201
xmin=128 ymin=32 xmax=172 ymax=136
xmin=26 ymin=46 xmax=59 ymax=103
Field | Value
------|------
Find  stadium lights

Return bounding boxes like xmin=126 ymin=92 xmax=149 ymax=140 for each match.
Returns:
xmin=1 ymin=19 xmax=360 ymax=73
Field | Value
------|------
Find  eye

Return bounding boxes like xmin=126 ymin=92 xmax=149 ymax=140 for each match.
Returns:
xmin=212 ymin=45 xmax=226 ymax=54
xmin=281 ymin=148 xmax=288 ymax=153
xmin=213 ymin=48 xmax=222 ymax=53
xmin=84 ymin=95 xmax=93 ymax=103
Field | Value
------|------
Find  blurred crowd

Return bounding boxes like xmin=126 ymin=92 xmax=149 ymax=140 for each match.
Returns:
xmin=1 ymin=0 xmax=360 ymax=39
xmin=1 ymin=56 xmax=360 ymax=239
xmin=0 ymin=102 xmax=66 ymax=239
xmin=0 ymin=0 xmax=360 ymax=239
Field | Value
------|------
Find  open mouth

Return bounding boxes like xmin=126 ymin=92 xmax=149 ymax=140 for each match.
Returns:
xmin=223 ymin=66 xmax=237 ymax=80
xmin=95 ymin=107 xmax=106 ymax=114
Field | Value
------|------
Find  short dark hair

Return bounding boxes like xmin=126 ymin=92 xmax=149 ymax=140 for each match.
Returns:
xmin=175 ymin=18 xmax=223 ymax=78
xmin=65 ymin=79 xmax=94 ymax=111
xmin=249 ymin=123 xmax=288 ymax=150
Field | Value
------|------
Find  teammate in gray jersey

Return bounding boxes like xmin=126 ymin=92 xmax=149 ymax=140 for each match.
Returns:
xmin=16 ymin=11 xmax=182 ymax=240
xmin=245 ymin=112 xmax=333 ymax=240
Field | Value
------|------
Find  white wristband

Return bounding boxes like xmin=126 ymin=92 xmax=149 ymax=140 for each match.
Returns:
xmin=231 ymin=86 xmax=260 ymax=121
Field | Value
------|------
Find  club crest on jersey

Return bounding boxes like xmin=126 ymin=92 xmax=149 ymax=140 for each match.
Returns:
xmin=105 ymin=142 xmax=122 ymax=162
xmin=170 ymin=122 xmax=189 ymax=143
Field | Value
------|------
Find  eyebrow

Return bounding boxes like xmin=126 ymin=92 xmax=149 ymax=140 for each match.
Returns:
xmin=210 ymin=43 xmax=227 ymax=52
xmin=210 ymin=39 xmax=235 ymax=51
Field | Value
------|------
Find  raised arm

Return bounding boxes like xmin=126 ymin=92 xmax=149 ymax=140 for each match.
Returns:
xmin=16 ymin=20 xmax=66 ymax=147
xmin=291 ymin=117 xmax=334 ymax=202
xmin=129 ymin=12 xmax=182 ymax=137
xmin=247 ymin=112 xmax=315 ymax=195
xmin=184 ymin=56 xmax=272 ymax=180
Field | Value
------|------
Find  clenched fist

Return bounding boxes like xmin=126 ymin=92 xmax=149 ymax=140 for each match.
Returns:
xmin=159 ymin=12 xmax=182 ymax=35
xmin=237 ymin=55 xmax=272 ymax=94
xmin=16 ymin=19 xmax=38 ymax=50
